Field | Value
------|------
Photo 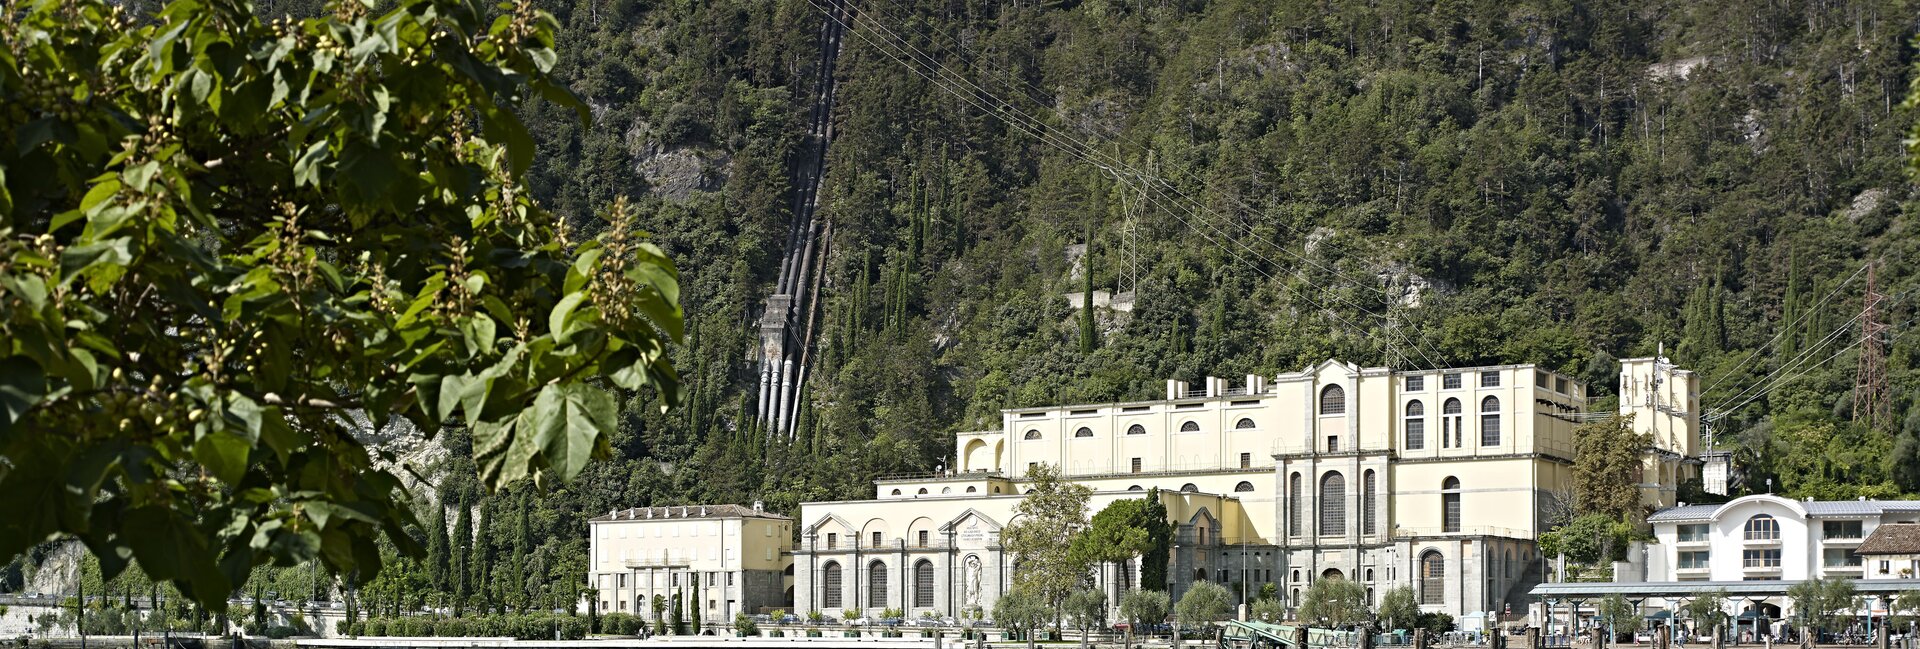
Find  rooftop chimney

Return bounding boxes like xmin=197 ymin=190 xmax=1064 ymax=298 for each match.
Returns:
xmin=752 ymin=500 xmax=765 ymax=513
xmin=700 ymin=506 xmax=708 ymax=517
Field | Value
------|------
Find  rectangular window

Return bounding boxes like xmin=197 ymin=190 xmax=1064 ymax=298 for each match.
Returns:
xmin=1131 ymin=458 xmax=1142 ymax=473
xmin=826 ymin=533 xmax=837 ymax=549
xmin=1743 ymin=549 xmax=1782 ymax=568
xmin=1326 ymin=436 xmax=1339 ymax=452
xmin=1555 ymin=377 xmax=1569 ymax=393
xmin=1480 ymin=371 xmax=1500 ymax=388
xmin=1443 ymin=373 xmax=1461 ymax=389
xmin=1406 ymin=418 xmax=1425 ymax=450
xmin=1823 ymin=548 xmax=1860 ymax=567
xmin=1678 ymin=551 xmax=1710 ymax=569
xmin=1883 ymin=561 xmax=1893 ymax=574
xmin=1823 ymin=520 xmax=1864 ymax=539
xmin=1407 ymin=376 xmax=1425 ymax=391
xmin=1678 ymin=524 xmax=1709 ymax=542
xmin=871 ymin=531 xmax=882 ymax=547
xmin=1536 ymin=371 xmax=1549 ymax=388
xmin=918 ymin=530 xmax=929 ymax=547
xmin=617 ymin=573 xmax=626 ymax=587
xmin=1481 ymin=413 xmax=1500 ymax=446
xmin=1240 ymin=453 xmax=1251 ymax=469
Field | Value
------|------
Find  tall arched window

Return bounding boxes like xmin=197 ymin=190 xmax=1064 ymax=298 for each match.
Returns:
xmin=1126 ymin=424 xmax=1146 ymax=435
xmin=1362 ymin=470 xmax=1377 ymax=536
xmin=1235 ymin=481 xmax=1256 ymax=492
xmin=1319 ymin=472 xmax=1346 ymax=536
xmin=822 ymin=562 xmax=843 ymax=608
xmin=1420 ymin=552 xmax=1445 ymax=605
xmin=1441 ymin=477 xmax=1462 ymax=533
xmin=1023 ymin=430 xmax=1041 ymax=440
xmin=868 ymin=560 xmax=888 ymax=608
xmin=1074 ymin=427 xmax=1093 ymax=438
xmin=1236 ymin=418 xmax=1257 ymax=429
xmin=913 ymin=560 xmax=934 ymax=608
xmin=1180 ymin=421 xmax=1200 ymax=433
xmin=1288 ymin=473 xmax=1303 ymax=536
xmin=1442 ymin=398 xmax=1462 ymax=447
xmin=1405 ymin=401 xmax=1426 ymax=450
xmin=1745 ymin=514 xmax=1780 ymax=540
xmin=1480 ymin=396 xmax=1501 ymax=446
xmin=1320 ymin=384 xmax=1346 ymax=415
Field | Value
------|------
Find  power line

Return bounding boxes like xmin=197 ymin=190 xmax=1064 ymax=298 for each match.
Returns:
xmin=1705 ymin=285 xmax=1918 ymax=422
xmin=1699 ymin=262 xmax=1868 ymax=396
xmin=807 ymin=0 xmax=1448 ymax=368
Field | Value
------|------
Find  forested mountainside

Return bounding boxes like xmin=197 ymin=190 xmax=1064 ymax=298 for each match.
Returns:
xmin=523 ymin=0 xmax=1920 ymax=508
xmin=15 ymin=0 xmax=1919 ymax=615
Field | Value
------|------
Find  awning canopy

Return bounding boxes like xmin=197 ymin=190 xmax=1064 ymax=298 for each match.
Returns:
xmin=1529 ymin=579 xmax=1920 ymax=601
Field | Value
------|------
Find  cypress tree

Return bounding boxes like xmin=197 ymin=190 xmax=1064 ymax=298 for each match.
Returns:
xmin=691 ymin=577 xmax=703 ymax=633
xmin=669 ymin=589 xmax=684 ymax=635
xmin=452 ymin=489 xmax=473 ymax=616
xmin=511 ymin=490 xmax=531 ymax=608
xmin=472 ymin=497 xmax=493 ymax=614
xmin=1080 ymin=228 xmax=1097 ymax=354
xmin=1780 ymin=254 xmax=1804 ymax=358
xmin=427 ymin=492 xmax=450 ymax=593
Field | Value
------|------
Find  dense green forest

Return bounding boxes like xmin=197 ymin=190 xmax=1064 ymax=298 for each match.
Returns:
xmin=9 ymin=0 xmax=1920 ymax=621
xmin=523 ymin=0 xmax=1920 ymax=507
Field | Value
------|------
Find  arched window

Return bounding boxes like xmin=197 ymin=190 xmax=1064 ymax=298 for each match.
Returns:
xmin=1480 ymin=396 xmax=1501 ymax=446
xmin=822 ymin=562 xmax=843 ymax=608
xmin=917 ymin=488 xmax=928 ymax=495
xmin=1320 ymin=384 xmax=1346 ymax=415
xmin=1442 ymin=477 xmax=1462 ymax=533
xmin=1362 ymin=470 xmax=1377 ymax=536
xmin=868 ymin=560 xmax=888 ymax=608
xmin=1404 ymin=400 xmax=1426 ymax=450
xmin=941 ymin=487 xmax=951 ymax=494
xmin=1420 ymin=551 xmax=1445 ymax=605
xmin=1288 ymin=472 xmax=1303 ymax=536
xmin=1442 ymin=398 xmax=1462 ymax=447
xmin=1365 ymin=568 xmax=1375 ymax=582
xmin=1745 ymin=514 xmax=1780 ymax=540
xmin=890 ymin=489 xmax=901 ymax=496
xmin=913 ymin=560 xmax=934 ymax=608
xmin=1023 ymin=430 xmax=1041 ymax=440
xmin=1127 ymin=485 xmax=1144 ymax=492
xmin=1074 ymin=427 xmax=1093 ymax=438
xmin=1235 ymin=481 xmax=1256 ymax=492
xmin=1291 ymin=569 xmax=1301 ymax=582
xmin=1180 ymin=483 xmax=1199 ymax=493
xmin=1195 ymin=568 xmax=1208 ymax=582
xmin=1319 ymin=472 xmax=1346 ymax=536
xmin=1236 ymin=418 xmax=1257 ymax=429
xmin=965 ymin=486 xmax=977 ymax=493
xmin=1180 ymin=421 xmax=1200 ymax=433
xmin=1126 ymin=424 xmax=1146 ymax=435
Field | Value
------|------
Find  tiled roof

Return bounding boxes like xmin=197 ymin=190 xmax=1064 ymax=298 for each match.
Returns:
xmin=1857 ymin=523 xmax=1920 ymax=556
xmin=1647 ymin=504 xmax=1720 ymax=522
xmin=1802 ymin=501 xmax=1920 ymax=517
xmin=589 ymin=504 xmax=789 ymax=522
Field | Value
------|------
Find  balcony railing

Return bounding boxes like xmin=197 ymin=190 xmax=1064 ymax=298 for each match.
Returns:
xmin=1390 ymin=525 xmax=1534 ymax=539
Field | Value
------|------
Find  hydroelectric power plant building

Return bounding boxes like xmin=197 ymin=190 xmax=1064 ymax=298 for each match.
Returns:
xmin=785 ymin=356 xmax=1701 ymax=622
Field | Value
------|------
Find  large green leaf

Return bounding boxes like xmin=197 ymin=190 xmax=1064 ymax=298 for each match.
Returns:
xmin=0 ymin=356 xmax=47 ymax=430
xmin=528 ymin=382 xmax=614 ymax=481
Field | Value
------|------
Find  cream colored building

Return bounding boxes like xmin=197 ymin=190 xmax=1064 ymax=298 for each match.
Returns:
xmin=588 ymin=503 xmax=795 ymax=627
xmin=796 ymin=356 xmax=1700 ymax=622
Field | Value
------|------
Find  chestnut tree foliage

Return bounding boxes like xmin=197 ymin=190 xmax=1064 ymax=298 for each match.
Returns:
xmin=0 ymin=0 xmax=681 ymax=608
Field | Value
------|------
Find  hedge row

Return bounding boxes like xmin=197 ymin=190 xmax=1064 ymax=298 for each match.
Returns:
xmin=345 ymin=614 xmax=591 ymax=640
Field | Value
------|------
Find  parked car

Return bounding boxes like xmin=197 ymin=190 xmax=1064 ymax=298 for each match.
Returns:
xmin=1112 ymin=622 xmax=1132 ymax=633
xmin=847 ymin=617 xmax=871 ymax=627
xmin=778 ymin=615 xmax=801 ymax=625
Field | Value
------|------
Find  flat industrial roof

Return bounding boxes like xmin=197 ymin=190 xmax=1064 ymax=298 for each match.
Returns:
xmin=1529 ymin=579 xmax=1920 ymax=599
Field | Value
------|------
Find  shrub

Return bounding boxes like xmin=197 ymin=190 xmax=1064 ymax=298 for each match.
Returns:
xmin=364 ymin=619 xmax=387 ymax=636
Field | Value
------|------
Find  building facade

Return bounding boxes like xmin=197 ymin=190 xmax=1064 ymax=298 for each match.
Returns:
xmin=795 ymin=356 xmax=1700 ymax=622
xmin=1646 ymin=495 xmax=1920 ymax=584
xmin=587 ymin=503 xmax=794 ymax=626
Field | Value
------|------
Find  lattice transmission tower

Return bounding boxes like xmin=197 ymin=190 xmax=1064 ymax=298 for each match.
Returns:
xmin=1852 ymin=260 xmax=1891 ymax=431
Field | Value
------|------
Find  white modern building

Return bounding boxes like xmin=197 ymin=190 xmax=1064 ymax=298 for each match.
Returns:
xmin=1646 ymin=495 xmax=1920 ymax=583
